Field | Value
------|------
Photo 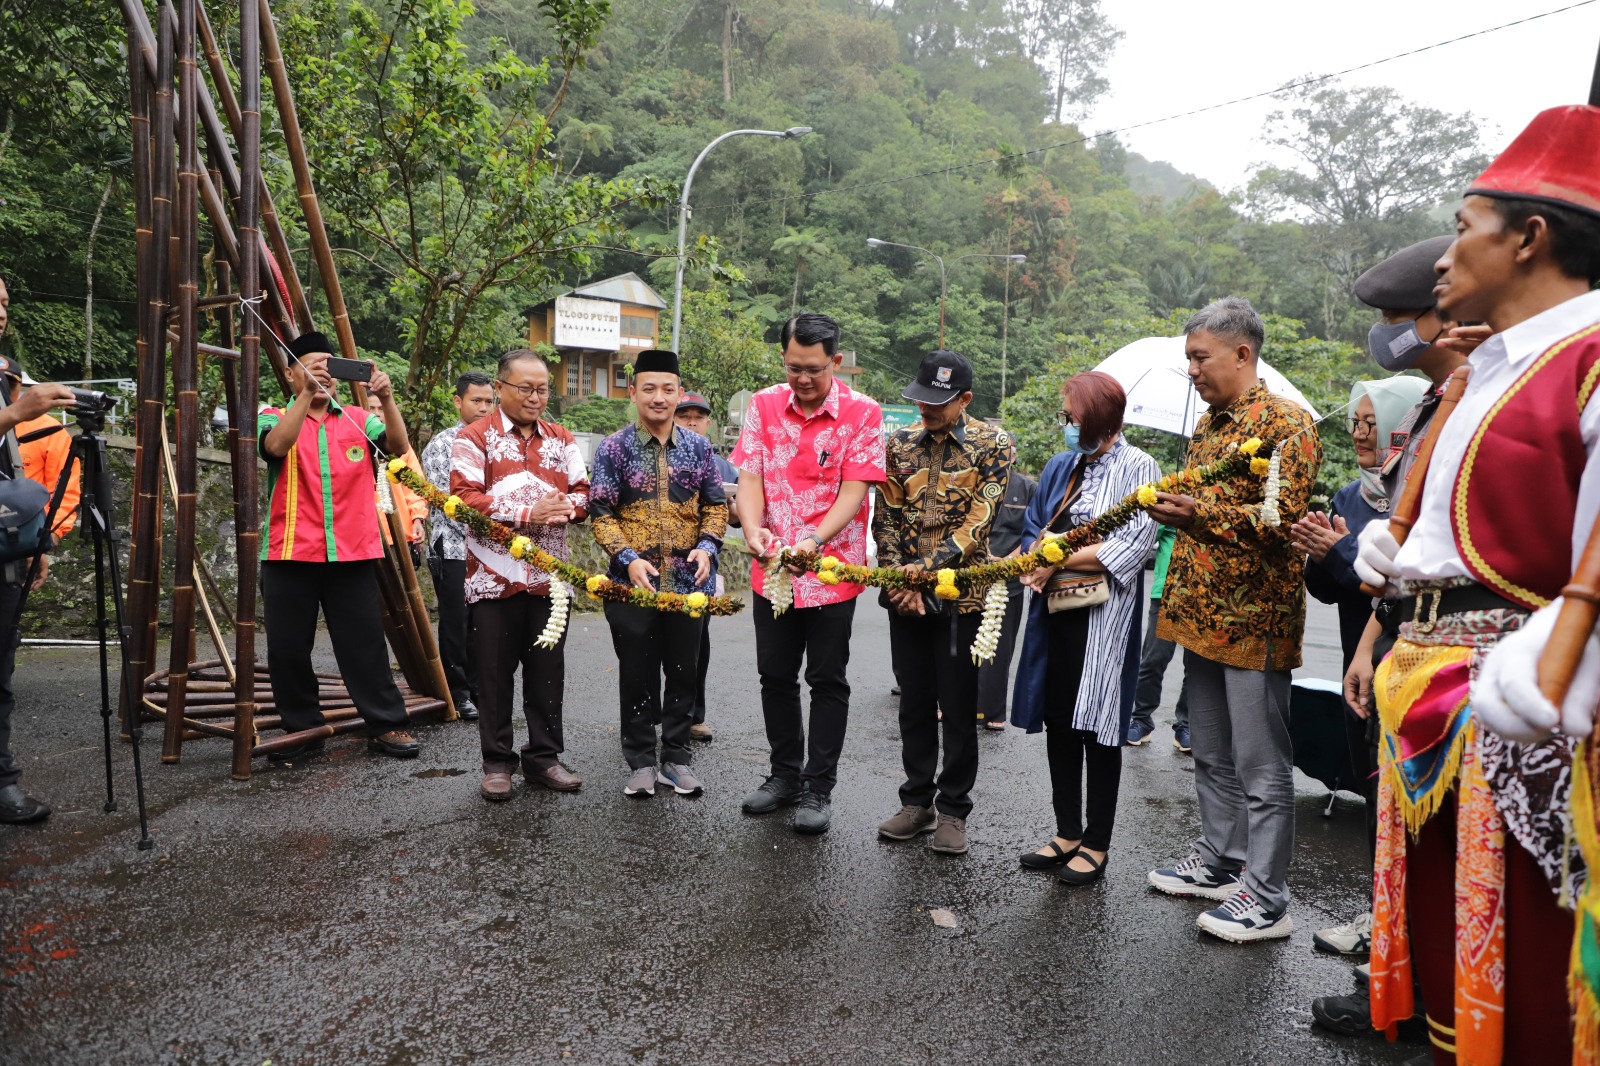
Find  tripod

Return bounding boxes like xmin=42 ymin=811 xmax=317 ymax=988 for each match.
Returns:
xmin=8 ymin=410 xmax=152 ymax=849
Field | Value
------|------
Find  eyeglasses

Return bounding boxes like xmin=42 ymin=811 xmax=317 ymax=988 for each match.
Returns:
xmin=1054 ymin=410 xmax=1080 ymax=427
xmin=1347 ymin=416 xmax=1378 ymax=436
xmin=497 ymin=378 xmax=550 ymax=399
xmin=784 ymin=362 xmax=833 ymax=379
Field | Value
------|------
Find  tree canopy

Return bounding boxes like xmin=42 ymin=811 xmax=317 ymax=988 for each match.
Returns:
xmin=0 ymin=0 xmax=1479 ymax=480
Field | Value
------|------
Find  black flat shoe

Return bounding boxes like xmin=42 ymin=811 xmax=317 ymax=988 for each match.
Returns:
xmin=457 ymin=699 xmax=479 ymax=722
xmin=1057 ymin=851 xmax=1107 ymax=886
xmin=0 ymin=784 xmax=50 ymax=824
xmin=267 ymin=739 xmax=326 ymax=764
xmin=1020 ymin=839 xmax=1078 ymax=870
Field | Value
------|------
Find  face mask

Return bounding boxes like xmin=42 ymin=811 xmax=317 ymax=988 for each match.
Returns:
xmin=1062 ymin=423 xmax=1097 ymax=454
xmin=1368 ymin=317 xmax=1435 ymax=371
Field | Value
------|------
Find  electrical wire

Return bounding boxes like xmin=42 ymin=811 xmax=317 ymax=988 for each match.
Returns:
xmin=698 ymin=0 xmax=1600 ymax=213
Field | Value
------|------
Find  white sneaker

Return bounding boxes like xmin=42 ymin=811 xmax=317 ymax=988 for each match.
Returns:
xmin=1147 ymin=853 xmax=1243 ymax=901
xmin=1197 ymin=888 xmax=1294 ymax=943
xmin=623 ymin=766 xmax=657 ymax=797
xmin=1313 ymin=911 xmax=1371 ymax=955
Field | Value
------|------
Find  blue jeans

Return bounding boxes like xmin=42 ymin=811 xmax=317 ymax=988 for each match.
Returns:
xmin=1131 ymin=596 xmax=1189 ymax=733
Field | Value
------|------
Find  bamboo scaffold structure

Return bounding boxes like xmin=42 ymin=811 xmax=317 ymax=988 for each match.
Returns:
xmin=119 ymin=0 xmax=456 ymax=780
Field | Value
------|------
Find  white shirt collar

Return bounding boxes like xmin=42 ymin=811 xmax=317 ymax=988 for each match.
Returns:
xmin=1495 ymin=288 xmax=1600 ymax=370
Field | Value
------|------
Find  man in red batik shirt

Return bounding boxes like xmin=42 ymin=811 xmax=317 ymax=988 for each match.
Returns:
xmin=452 ymin=349 xmax=590 ymax=801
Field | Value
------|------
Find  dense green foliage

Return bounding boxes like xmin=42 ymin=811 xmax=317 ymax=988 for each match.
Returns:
xmin=1 ymin=0 xmax=1484 ymax=486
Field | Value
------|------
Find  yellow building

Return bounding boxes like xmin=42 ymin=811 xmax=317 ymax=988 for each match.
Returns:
xmin=526 ymin=272 xmax=665 ymax=403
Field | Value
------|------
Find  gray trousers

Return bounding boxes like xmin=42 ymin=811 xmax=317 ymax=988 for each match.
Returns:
xmin=1183 ymin=648 xmax=1294 ymax=915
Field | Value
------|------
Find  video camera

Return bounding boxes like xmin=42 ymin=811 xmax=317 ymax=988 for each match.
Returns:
xmin=69 ymin=387 xmax=117 ymax=429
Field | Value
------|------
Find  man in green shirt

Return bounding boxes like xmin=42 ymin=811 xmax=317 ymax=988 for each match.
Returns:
xmin=1129 ymin=524 xmax=1190 ymax=751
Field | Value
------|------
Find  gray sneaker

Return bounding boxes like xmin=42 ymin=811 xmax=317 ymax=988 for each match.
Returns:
xmin=624 ymin=766 xmax=657 ymax=797
xmin=658 ymin=762 xmax=703 ymax=796
xmin=792 ymin=788 xmax=832 ymax=834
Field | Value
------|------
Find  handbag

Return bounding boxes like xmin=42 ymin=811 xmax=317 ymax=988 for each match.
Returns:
xmin=0 ymin=475 xmax=52 ymax=563
xmin=1036 ymin=458 xmax=1109 ymax=614
xmin=1044 ymin=568 xmax=1110 ymax=613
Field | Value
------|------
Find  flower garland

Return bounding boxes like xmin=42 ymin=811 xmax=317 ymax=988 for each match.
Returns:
xmin=971 ymin=581 xmax=1010 ymax=666
xmin=386 ymin=462 xmax=744 ymax=627
xmin=774 ymin=438 xmax=1275 ymax=595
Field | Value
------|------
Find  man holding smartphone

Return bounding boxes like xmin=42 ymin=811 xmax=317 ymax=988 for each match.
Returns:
xmin=589 ymin=350 xmax=728 ymax=798
xmin=258 ymin=331 xmax=420 ymax=760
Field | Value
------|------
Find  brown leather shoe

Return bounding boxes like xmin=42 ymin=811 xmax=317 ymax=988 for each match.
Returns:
xmin=530 ymin=763 xmax=583 ymax=791
xmin=480 ymin=772 xmax=514 ymax=802
xmin=367 ymin=729 xmax=421 ymax=758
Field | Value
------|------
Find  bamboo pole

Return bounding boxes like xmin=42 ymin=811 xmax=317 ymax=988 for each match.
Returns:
xmin=161 ymin=0 xmax=202 ymax=763
xmin=259 ymin=0 xmax=356 ymax=360
xmin=125 ymin=1 xmax=177 ymax=736
xmin=234 ymin=0 xmax=264 ymax=780
xmin=122 ymin=3 xmax=154 ymax=734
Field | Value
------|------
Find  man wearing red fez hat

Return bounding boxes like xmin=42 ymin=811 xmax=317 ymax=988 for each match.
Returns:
xmin=1355 ymin=104 xmax=1600 ymax=1065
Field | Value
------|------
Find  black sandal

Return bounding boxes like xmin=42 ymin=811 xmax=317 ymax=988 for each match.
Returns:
xmin=1056 ymin=850 xmax=1108 ymax=886
xmin=1020 ymin=839 xmax=1078 ymax=870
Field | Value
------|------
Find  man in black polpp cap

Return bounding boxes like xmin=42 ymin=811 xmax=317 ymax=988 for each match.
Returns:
xmin=674 ymin=391 xmax=737 ymax=741
xmin=1303 ymin=236 xmax=1490 ymax=1039
xmin=872 ymin=350 xmax=1013 ymax=856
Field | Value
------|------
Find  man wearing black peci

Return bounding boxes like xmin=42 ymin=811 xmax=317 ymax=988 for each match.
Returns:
xmin=257 ymin=331 xmax=420 ymax=761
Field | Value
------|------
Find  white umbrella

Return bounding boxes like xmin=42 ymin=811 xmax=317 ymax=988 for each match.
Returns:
xmin=1091 ymin=335 xmax=1319 ymax=438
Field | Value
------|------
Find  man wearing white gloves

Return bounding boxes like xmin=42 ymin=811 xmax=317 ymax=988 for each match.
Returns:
xmin=1352 ymin=104 xmax=1600 ymax=1064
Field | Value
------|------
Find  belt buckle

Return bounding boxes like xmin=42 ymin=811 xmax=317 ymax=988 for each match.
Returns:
xmin=1414 ymin=589 xmax=1441 ymax=634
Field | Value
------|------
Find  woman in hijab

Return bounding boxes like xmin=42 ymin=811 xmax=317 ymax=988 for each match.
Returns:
xmin=1290 ymin=377 xmax=1429 ymax=671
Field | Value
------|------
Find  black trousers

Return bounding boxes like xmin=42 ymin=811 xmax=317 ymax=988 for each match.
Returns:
xmin=890 ymin=609 xmax=982 ymax=818
xmin=1131 ymin=595 xmax=1190 ymax=732
xmin=470 ymin=593 xmax=566 ymax=775
xmin=751 ymin=594 xmax=855 ymax=797
xmin=605 ymin=601 xmax=701 ymax=769
xmin=692 ymin=614 xmax=711 ymax=725
xmin=427 ymin=547 xmax=477 ymax=707
xmin=261 ymin=560 xmax=410 ymax=737
xmin=974 ymin=578 xmax=1025 ymax=724
xmin=1044 ymin=608 xmax=1123 ymax=851
xmin=0 ymin=581 xmax=22 ymax=789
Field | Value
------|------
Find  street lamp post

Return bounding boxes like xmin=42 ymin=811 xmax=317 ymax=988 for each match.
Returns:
xmin=670 ymin=126 xmax=812 ymax=353
xmin=866 ymin=239 xmax=1024 ymax=349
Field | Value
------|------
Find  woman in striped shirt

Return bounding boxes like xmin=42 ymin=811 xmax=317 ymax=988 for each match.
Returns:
xmin=1010 ymin=371 xmax=1160 ymax=886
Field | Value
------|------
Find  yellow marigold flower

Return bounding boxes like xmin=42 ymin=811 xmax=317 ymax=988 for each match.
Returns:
xmin=1239 ymin=437 xmax=1263 ymax=457
xmin=1251 ymin=456 xmax=1271 ymax=476
xmin=935 ymin=583 xmax=961 ymax=600
xmin=586 ymin=575 xmax=605 ymax=593
xmin=509 ymin=536 xmax=532 ymax=560
xmin=1136 ymin=484 xmax=1158 ymax=507
xmin=386 ymin=457 xmax=406 ymax=474
xmin=443 ymin=495 xmax=462 ymax=518
xmin=685 ymin=592 xmax=708 ymax=610
xmin=688 ymin=610 xmax=704 ymax=619
xmin=818 ymin=570 xmax=841 ymax=586
xmin=937 ymin=568 xmax=957 ymax=587
xmin=820 ymin=555 xmax=841 ymax=570
xmin=1040 ymin=541 xmax=1065 ymax=564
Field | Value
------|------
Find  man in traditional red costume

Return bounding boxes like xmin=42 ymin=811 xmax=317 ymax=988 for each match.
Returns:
xmin=1355 ymin=104 xmax=1600 ymax=1065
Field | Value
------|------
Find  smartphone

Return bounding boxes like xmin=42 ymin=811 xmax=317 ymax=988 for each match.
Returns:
xmin=326 ymin=356 xmax=373 ymax=383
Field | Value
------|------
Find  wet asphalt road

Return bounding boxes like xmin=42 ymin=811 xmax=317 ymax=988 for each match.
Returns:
xmin=1 ymin=590 xmax=1420 ymax=1066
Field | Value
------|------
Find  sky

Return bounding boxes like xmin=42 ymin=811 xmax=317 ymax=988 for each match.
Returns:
xmin=1083 ymin=0 xmax=1600 ymax=192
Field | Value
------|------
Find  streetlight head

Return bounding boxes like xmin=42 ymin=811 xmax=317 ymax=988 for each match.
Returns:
xmin=1009 ymin=254 xmax=1027 ymax=262
xmin=866 ymin=238 xmax=886 ymax=248
xmin=784 ymin=126 xmax=814 ymax=138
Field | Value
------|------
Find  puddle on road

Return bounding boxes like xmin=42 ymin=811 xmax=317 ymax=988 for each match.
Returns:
xmin=409 ymin=768 xmax=468 ymax=779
